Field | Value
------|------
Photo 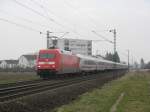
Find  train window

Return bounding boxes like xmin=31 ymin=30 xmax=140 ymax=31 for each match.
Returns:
xmin=88 ymin=60 xmax=95 ymax=65
xmin=99 ymin=62 xmax=103 ymax=65
xmin=84 ymin=61 xmax=88 ymax=64
xmin=39 ymin=53 xmax=55 ymax=59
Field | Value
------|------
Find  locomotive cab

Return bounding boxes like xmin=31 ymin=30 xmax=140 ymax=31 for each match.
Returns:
xmin=36 ymin=49 xmax=61 ymax=77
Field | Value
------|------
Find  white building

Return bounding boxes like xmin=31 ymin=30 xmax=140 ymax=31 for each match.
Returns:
xmin=18 ymin=55 xmax=37 ymax=68
xmin=0 ymin=60 xmax=18 ymax=68
xmin=48 ymin=38 xmax=92 ymax=55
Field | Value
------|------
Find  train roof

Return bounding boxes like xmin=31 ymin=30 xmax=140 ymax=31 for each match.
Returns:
xmin=39 ymin=49 xmax=74 ymax=55
xmin=77 ymin=54 xmax=127 ymax=66
xmin=77 ymin=54 xmax=113 ymax=64
xmin=39 ymin=49 xmax=127 ymax=66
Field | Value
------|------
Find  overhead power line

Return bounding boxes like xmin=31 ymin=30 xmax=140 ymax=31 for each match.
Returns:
xmin=0 ymin=18 xmax=43 ymax=33
xmin=13 ymin=0 xmax=88 ymax=39
xmin=63 ymin=0 xmax=104 ymax=31
xmin=30 ymin=0 xmax=90 ymax=38
xmin=92 ymin=30 xmax=113 ymax=44
xmin=59 ymin=32 xmax=69 ymax=38
xmin=62 ymin=0 xmax=110 ymax=41
xmin=12 ymin=0 xmax=66 ymax=29
xmin=82 ymin=39 xmax=104 ymax=41
xmin=30 ymin=0 xmax=75 ymax=30
xmin=12 ymin=0 xmax=53 ymax=22
xmin=30 ymin=0 xmax=57 ymax=19
xmin=0 ymin=9 xmax=53 ymax=29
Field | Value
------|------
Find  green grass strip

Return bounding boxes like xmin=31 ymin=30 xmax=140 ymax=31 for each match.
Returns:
xmin=0 ymin=72 xmax=39 ymax=84
xmin=55 ymin=71 xmax=150 ymax=112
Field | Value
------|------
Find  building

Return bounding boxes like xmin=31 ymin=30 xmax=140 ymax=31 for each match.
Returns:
xmin=48 ymin=38 xmax=92 ymax=55
xmin=0 ymin=60 xmax=18 ymax=68
xmin=18 ymin=55 xmax=37 ymax=68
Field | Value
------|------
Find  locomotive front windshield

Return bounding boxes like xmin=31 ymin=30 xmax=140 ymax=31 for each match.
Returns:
xmin=39 ymin=53 xmax=55 ymax=59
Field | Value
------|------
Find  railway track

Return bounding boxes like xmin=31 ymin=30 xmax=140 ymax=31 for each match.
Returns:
xmin=0 ymin=74 xmax=108 ymax=102
xmin=0 ymin=79 xmax=43 ymax=89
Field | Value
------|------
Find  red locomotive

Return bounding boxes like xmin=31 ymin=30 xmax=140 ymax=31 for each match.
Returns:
xmin=36 ymin=49 xmax=80 ymax=78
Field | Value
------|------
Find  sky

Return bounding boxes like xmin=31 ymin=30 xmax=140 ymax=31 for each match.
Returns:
xmin=0 ymin=0 xmax=150 ymax=64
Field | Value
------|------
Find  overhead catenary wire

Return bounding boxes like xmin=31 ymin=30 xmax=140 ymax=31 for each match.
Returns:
xmin=7 ymin=0 xmax=108 ymax=41
xmin=30 ymin=0 xmax=74 ymax=31
xmin=61 ymin=0 xmax=116 ymax=57
xmin=12 ymin=0 xmax=67 ymax=30
xmin=59 ymin=32 xmax=69 ymax=38
xmin=30 ymin=0 xmax=62 ymax=21
xmin=12 ymin=0 xmax=88 ymax=39
xmin=12 ymin=0 xmax=108 ymax=41
xmin=0 ymin=11 xmax=70 ymax=39
xmin=117 ymin=49 xmax=137 ymax=65
xmin=29 ymin=0 xmax=89 ymax=39
xmin=5 ymin=0 xmax=117 ymax=57
xmin=63 ymin=0 xmax=105 ymax=31
xmin=0 ymin=17 xmax=45 ymax=34
xmin=0 ymin=9 xmax=70 ymax=36
xmin=0 ymin=9 xmax=53 ymax=29
xmin=30 ymin=0 xmax=100 ymax=40
xmin=92 ymin=30 xmax=113 ymax=44
xmin=31 ymin=0 xmax=51 ymax=18
xmin=62 ymin=0 xmax=113 ymax=43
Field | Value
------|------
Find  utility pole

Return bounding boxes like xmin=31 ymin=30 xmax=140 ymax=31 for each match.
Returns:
xmin=47 ymin=30 xmax=50 ymax=49
xmin=46 ymin=30 xmax=54 ymax=49
xmin=92 ymin=29 xmax=117 ymax=62
xmin=109 ymin=29 xmax=116 ymax=62
xmin=46 ymin=31 xmax=69 ymax=49
xmin=114 ymin=29 xmax=116 ymax=55
xmin=127 ymin=49 xmax=130 ymax=71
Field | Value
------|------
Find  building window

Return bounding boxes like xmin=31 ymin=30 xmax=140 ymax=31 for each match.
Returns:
xmin=88 ymin=52 xmax=92 ymax=55
xmin=88 ymin=48 xmax=91 ymax=51
xmin=64 ymin=40 xmax=69 ymax=46
xmin=64 ymin=47 xmax=70 ymax=51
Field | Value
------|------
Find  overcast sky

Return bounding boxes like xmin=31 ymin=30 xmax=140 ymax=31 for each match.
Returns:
xmin=0 ymin=0 xmax=150 ymax=63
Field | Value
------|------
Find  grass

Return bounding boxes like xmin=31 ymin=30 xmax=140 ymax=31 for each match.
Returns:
xmin=55 ymin=71 xmax=150 ymax=112
xmin=0 ymin=72 xmax=39 ymax=84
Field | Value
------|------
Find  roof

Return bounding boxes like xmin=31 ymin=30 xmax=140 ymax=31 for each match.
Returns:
xmin=58 ymin=38 xmax=92 ymax=42
xmin=94 ymin=55 xmax=105 ymax=59
xmin=22 ymin=55 xmax=37 ymax=61
xmin=4 ymin=60 xmax=18 ymax=64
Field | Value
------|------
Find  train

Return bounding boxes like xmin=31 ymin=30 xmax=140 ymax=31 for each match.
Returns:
xmin=36 ymin=49 xmax=128 ymax=78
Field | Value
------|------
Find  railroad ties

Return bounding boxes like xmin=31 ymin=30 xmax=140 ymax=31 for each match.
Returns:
xmin=0 ymin=74 xmax=104 ymax=102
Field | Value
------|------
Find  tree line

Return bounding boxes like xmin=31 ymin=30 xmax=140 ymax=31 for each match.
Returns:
xmin=104 ymin=52 xmax=120 ymax=63
xmin=140 ymin=58 xmax=150 ymax=69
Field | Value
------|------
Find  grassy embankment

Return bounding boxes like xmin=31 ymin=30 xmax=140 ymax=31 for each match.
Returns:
xmin=55 ymin=71 xmax=150 ymax=112
xmin=0 ymin=72 xmax=39 ymax=84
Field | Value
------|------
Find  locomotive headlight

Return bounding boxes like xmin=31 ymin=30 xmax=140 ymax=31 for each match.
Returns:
xmin=48 ymin=62 xmax=55 ymax=64
xmin=38 ymin=62 xmax=55 ymax=65
xmin=38 ymin=62 xmax=45 ymax=64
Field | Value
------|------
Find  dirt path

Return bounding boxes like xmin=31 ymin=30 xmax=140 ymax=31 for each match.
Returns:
xmin=110 ymin=92 xmax=124 ymax=112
